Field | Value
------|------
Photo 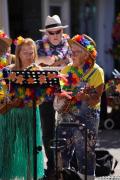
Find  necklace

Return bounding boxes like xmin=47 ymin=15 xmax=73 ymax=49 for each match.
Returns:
xmin=59 ymin=59 xmax=94 ymax=109
xmin=66 ymin=58 xmax=93 ymax=87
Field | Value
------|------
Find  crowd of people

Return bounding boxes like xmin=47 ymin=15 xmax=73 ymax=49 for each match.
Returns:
xmin=0 ymin=14 xmax=104 ymax=180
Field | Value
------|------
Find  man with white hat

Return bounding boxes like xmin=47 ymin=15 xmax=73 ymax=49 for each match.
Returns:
xmin=36 ymin=15 xmax=71 ymax=179
xmin=36 ymin=15 xmax=71 ymax=66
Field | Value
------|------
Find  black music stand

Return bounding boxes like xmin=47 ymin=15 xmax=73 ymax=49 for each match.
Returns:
xmin=4 ymin=69 xmax=61 ymax=180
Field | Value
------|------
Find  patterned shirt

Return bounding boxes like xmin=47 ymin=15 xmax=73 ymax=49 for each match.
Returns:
xmin=36 ymin=34 xmax=72 ymax=63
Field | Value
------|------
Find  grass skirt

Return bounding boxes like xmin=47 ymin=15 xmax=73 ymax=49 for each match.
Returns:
xmin=0 ymin=106 xmax=44 ymax=180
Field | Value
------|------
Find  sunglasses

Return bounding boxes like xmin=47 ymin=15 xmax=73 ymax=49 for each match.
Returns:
xmin=47 ymin=30 xmax=62 ymax=35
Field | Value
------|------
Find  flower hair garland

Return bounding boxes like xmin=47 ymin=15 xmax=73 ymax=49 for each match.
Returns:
xmin=14 ymin=36 xmax=25 ymax=45
xmin=0 ymin=30 xmax=8 ymax=38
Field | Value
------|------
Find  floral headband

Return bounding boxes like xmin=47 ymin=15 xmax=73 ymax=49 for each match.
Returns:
xmin=14 ymin=36 xmax=25 ymax=46
xmin=0 ymin=30 xmax=8 ymax=38
xmin=0 ymin=30 xmax=12 ymax=46
xmin=68 ymin=34 xmax=97 ymax=60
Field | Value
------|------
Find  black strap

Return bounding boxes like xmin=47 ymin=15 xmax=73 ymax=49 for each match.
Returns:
xmin=85 ymin=68 xmax=97 ymax=82
xmin=45 ymin=23 xmax=61 ymax=29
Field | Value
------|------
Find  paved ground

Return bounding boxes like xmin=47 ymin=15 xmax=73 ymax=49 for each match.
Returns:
xmin=95 ymin=129 xmax=120 ymax=179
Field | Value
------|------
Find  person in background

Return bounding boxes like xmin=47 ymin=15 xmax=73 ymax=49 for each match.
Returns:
xmin=0 ymin=30 xmax=15 ymax=66
xmin=36 ymin=14 xmax=71 ymax=67
xmin=0 ymin=37 xmax=44 ymax=180
xmin=54 ymin=34 xmax=104 ymax=180
xmin=0 ymin=30 xmax=13 ymax=68
xmin=7 ymin=46 xmax=16 ymax=64
xmin=36 ymin=14 xmax=72 ymax=178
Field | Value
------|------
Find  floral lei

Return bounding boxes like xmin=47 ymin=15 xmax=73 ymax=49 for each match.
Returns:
xmin=0 ymin=37 xmax=14 ymax=103
xmin=42 ymin=34 xmax=70 ymax=59
xmin=61 ymin=58 xmax=93 ymax=89
xmin=0 ymin=54 xmax=8 ymax=70
xmin=0 ymin=54 xmax=9 ymax=102
xmin=60 ymin=59 xmax=93 ymax=109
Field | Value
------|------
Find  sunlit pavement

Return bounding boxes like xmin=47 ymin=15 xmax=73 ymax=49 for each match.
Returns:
xmin=96 ymin=176 xmax=120 ymax=179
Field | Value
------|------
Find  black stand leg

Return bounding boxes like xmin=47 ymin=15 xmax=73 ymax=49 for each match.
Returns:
xmin=55 ymin=127 xmax=58 ymax=180
xmin=85 ymin=126 xmax=87 ymax=180
xmin=33 ymin=97 xmax=37 ymax=180
xmin=50 ymin=126 xmax=66 ymax=180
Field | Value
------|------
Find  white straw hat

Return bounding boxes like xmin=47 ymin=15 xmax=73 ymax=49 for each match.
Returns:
xmin=39 ymin=15 xmax=68 ymax=32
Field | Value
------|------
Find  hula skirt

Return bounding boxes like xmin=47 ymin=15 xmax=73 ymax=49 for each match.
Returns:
xmin=0 ymin=106 xmax=44 ymax=180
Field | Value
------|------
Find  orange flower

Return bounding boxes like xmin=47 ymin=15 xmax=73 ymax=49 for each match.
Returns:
xmin=73 ymin=34 xmax=83 ymax=42
xmin=92 ymin=50 xmax=97 ymax=58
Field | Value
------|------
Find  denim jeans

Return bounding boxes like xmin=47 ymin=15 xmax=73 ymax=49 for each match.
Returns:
xmin=56 ymin=107 xmax=100 ymax=176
